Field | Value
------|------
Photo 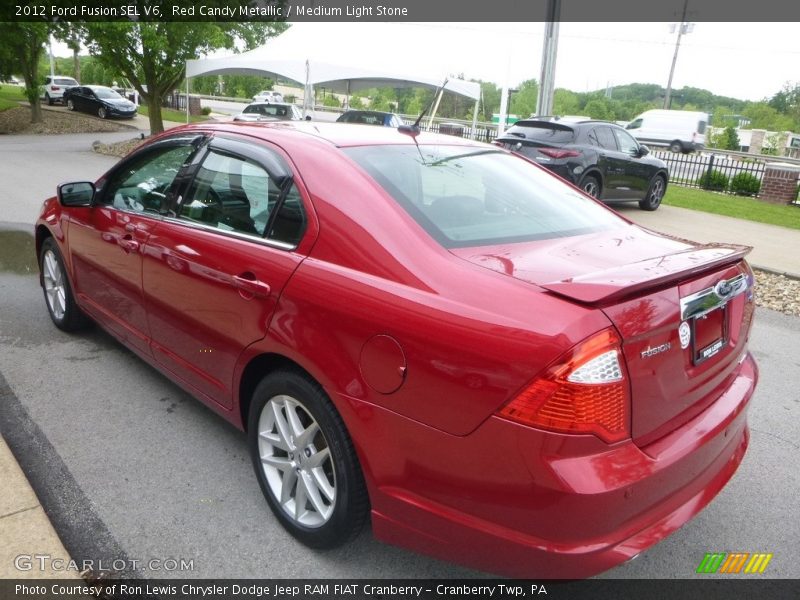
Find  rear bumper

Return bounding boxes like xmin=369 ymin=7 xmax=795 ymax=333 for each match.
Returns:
xmin=358 ymin=351 xmax=757 ymax=578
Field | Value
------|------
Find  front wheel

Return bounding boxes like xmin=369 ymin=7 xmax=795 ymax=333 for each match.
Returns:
xmin=248 ymin=370 xmax=368 ymax=549
xmin=639 ymin=175 xmax=666 ymax=211
xmin=97 ymin=106 xmax=107 ymax=119
xmin=39 ymin=238 xmax=90 ymax=332
xmin=66 ymin=99 xmax=75 ymax=111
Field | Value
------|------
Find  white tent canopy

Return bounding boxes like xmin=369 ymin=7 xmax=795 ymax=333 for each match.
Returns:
xmin=185 ymin=23 xmax=482 ymax=125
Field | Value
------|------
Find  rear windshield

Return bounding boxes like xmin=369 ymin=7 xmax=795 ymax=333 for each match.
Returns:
xmin=55 ymin=78 xmax=78 ymax=86
xmin=344 ymin=145 xmax=623 ymax=248
xmin=501 ymin=123 xmax=575 ymax=144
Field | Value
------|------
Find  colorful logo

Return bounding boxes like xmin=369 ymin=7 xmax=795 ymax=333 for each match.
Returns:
xmin=696 ymin=552 xmax=773 ymax=574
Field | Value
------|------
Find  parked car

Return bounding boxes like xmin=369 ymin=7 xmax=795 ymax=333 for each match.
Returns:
xmin=40 ymin=75 xmax=79 ymax=105
xmin=495 ymin=119 xmax=669 ymax=210
xmin=63 ymin=85 xmax=137 ymax=119
xmin=626 ymin=109 xmax=709 ymax=153
xmin=234 ymin=102 xmax=303 ymax=122
xmin=252 ymin=90 xmax=284 ymax=103
xmin=36 ymin=122 xmax=757 ymax=579
xmin=336 ymin=110 xmax=403 ymax=127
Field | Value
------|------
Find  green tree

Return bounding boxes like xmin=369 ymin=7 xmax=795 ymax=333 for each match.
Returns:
xmin=583 ymin=98 xmax=614 ymax=121
xmin=742 ymin=101 xmax=795 ymax=131
xmin=552 ymin=88 xmax=580 ymax=116
xmin=721 ymin=126 xmax=740 ymax=150
xmin=81 ymin=17 xmax=285 ymax=133
xmin=509 ymin=79 xmax=538 ymax=117
xmin=0 ymin=23 xmax=50 ymax=123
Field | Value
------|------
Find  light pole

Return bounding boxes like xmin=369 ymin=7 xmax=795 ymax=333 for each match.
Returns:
xmin=664 ymin=0 xmax=694 ymax=110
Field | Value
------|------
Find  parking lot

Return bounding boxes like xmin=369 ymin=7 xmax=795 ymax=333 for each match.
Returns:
xmin=1 ymin=133 xmax=799 ymax=580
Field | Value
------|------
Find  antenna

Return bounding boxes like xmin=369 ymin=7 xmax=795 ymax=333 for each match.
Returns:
xmin=399 ymin=77 xmax=449 ymax=137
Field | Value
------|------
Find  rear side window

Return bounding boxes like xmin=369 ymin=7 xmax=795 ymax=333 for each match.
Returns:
xmin=180 ymin=149 xmax=306 ymax=246
xmin=588 ymin=126 xmax=618 ymax=150
xmin=345 ymin=145 xmax=623 ymax=248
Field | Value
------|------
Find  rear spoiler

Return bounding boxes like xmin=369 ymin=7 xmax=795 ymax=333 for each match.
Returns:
xmin=541 ymin=243 xmax=752 ymax=305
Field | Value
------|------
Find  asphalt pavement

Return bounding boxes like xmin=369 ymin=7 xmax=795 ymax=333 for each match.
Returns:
xmin=1 ymin=132 xmax=799 ymax=582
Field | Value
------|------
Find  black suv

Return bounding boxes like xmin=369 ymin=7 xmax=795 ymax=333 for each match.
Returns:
xmin=495 ymin=119 xmax=669 ymax=210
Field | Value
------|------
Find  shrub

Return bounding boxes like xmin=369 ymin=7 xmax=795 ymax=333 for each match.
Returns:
xmin=200 ymin=106 xmax=212 ymax=116
xmin=696 ymin=169 xmax=729 ymax=191
xmin=730 ymin=172 xmax=761 ymax=196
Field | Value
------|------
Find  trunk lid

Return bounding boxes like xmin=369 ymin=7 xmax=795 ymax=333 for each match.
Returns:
xmin=451 ymin=225 xmax=756 ymax=445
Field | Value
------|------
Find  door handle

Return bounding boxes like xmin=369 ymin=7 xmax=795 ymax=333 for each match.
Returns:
xmin=232 ymin=274 xmax=271 ymax=299
xmin=118 ymin=235 xmax=139 ymax=253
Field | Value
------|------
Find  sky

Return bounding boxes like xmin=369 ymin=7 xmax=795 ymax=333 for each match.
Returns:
xmin=51 ymin=22 xmax=800 ymax=102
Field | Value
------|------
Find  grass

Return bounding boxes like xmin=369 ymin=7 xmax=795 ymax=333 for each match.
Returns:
xmin=137 ymin=104 xmax=209 ymax=124
xmin=664 ymin=185 xmax=800 ymax=231
xmin=0 ymin=84 xmax=26 ymax=112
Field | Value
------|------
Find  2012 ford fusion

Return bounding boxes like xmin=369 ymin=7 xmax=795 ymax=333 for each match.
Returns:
xmin=35 ymin=121 xmax=757 ymax=578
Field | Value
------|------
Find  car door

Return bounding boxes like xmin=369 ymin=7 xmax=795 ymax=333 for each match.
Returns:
xmin=587 ymin=125 xmax=632 ymax=199
xmin=66 ymin=139 xmax=200 ymax=356
xmin=612 ymin=127 xmax=653 ymax=197
xmin=142 ymin=135 xmax=315 ymax=409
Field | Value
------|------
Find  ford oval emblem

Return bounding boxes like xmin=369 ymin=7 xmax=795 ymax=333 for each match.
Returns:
xmin=715 ymin=279 xmax=733 ymax=298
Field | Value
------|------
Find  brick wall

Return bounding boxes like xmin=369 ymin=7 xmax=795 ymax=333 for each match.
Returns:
xmin=759 ymin=163 xmax=800 ymax=204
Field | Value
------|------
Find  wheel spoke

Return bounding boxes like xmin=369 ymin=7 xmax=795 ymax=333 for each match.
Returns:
xmin=301 ymin=470 xmax=329 ymax=517
xmin=295 ymin=421 xmax=319 ymax=450
xmin=270 ymin=400 xmax=294 ymax=450
xmin=284 ymin=398 xmax=305 ymax=437
xmin=259 ymin=430 xmax=288 ymax=451
xmin=280 ymin=468 xmax=297 ymax=505
xmin=261 ymin=454 xmax=291 ymax=471
xmin=311 ymin=467 xmax=335 ymax=503
xmin=294 ymin=473 xmax=307 ymax=520
xmin=304 ymin=446 xmax=330 ymax=469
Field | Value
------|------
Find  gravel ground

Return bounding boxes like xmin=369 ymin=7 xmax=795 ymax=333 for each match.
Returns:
xmin=754 ymin=270 xmax=800 ymax=317
xmin=0 ymin=106 xmax=134 ymax=135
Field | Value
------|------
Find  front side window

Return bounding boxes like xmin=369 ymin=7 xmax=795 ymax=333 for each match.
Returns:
xmin=345 ymin=145 xmax=624 ymax=248
xmin=102 ymin=145 xmax=196 ymax=213
xmin=626 ymin=118 xmax=643 ymax=130
xmin=612 ymin=128 xmax=640 ymax=155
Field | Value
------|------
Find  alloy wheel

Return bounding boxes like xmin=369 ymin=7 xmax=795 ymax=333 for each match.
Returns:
xmin=257 ymin=394 xmax=336 ymax=527
xmin=42 ymin=249 xmax=66 ymax=321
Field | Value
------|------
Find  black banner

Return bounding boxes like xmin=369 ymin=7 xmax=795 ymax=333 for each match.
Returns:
xmin=2 ymin=579 xmax=800 ymax=600
xmin=3 ymin=0 xmax=800 ymax=23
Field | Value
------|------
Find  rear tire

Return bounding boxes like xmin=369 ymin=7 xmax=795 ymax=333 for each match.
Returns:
xmin=45 ymin=93 xmax=53 ymax=106
xmin=39 ymin=238 xmax=90 ymax=332
xmin=669 ymin=140 xmax=683 ymax=153
xmin=580 ymin=175 xmax=601 ymax=199
xmin=66 ymin=99 xmax=75 ymax=111
xmin=639 ymin=175 xmax=666 ymax=211
xmin=248 ymin=369 xmax=368 ymax=549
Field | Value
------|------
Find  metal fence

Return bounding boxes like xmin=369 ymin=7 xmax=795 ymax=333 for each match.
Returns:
xmin=651 ymin=150 xmax=768 ymax=194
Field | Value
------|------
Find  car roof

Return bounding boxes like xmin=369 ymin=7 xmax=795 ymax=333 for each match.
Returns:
xmin=163 ymin=121 xmax=484 ymax=149
xmin=246 ymin=102 xmax=294 ymax=108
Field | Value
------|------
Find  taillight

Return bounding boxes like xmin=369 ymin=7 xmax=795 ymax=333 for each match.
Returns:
xmin=497 ymin=328 xmax=630 ymax=444
xmin=52 ymin=86 xmax=60 ymax=91
xmin=538 ymin=147 xmax=581 ymax=159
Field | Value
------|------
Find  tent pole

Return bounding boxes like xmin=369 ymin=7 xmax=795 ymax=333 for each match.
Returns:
xmin=471 ymin=89 xmax=481 ymax=141
xmin=428 ymin=87 xmax=444 ymax=130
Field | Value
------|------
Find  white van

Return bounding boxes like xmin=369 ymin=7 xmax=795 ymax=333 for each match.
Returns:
xmin=625 ymin=109 xmax=709 ymax=153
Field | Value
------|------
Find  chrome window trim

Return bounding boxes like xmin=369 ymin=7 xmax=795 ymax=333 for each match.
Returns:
xmin=161 ymin=215 xmax=297 ymax=252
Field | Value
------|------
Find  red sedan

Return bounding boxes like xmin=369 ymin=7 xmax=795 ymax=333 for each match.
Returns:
xmin=35 ymin=122 xmax=757 ymax=578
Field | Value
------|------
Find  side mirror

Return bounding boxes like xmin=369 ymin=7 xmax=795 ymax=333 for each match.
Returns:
xmin=638 ymin=144 xmax=650 ymax=157
xmin=58 ymin=182 xmax=95 ymax=207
